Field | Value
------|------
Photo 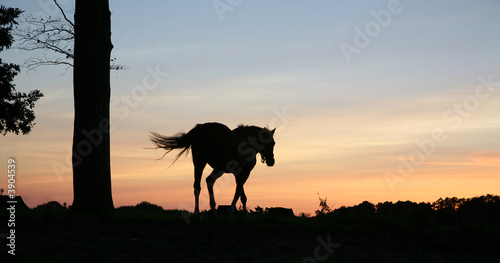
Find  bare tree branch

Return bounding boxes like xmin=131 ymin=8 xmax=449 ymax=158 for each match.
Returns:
xmin=14 ymin=14 xmax=74 ymax=71
xmin=54 ymin=0 xmax=74 ymax=28
xmin=12 ymin=0 xmax=126 ymax=72
xmin=24 ymin=54 xmax=73 ymax=71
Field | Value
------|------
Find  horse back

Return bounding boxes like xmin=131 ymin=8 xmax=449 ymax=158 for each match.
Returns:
xmin=188 ymin=122 xmax=237 ymax=169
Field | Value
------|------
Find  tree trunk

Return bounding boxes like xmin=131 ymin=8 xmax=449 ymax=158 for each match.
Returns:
xmin=71 ymin=0 xmax=114 ymax=213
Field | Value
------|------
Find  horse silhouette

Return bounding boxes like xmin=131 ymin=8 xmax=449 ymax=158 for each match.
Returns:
xmin=150 ymin=122 xmax=276 ymax=214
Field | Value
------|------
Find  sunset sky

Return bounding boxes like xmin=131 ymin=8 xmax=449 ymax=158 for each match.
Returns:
xmin=2 ymin=0 xmax=499 ymax=214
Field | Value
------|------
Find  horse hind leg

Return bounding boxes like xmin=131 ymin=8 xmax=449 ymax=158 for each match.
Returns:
xmin=193 ymin=160 xmax=206 ymax=214
xmin=206 ymin=170 xmax=224 ymax=212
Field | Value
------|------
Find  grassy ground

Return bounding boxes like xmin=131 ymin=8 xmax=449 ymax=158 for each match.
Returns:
xmin=2 ymin=204 xmax=499 ymax=263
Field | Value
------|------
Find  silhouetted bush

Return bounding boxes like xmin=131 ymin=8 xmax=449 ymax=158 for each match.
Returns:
xmin=431 ymin=197 xmax=463 ymax=225
xmin=251 ymin=206 xmax=265 ymax=215
xmin=376 ymin=201 xmax=433 ymax=228
xmin=34 ymin=201 xmax=68 ymax=211
xmin=298 ymin=212 xmax=311 ymax=218
xmin=352 ymin=201 xmax=376 ymax=216
xmin=457 ymin=194 xmax=500 ymax=224
xmin=134 ymin=201 xmax=163 ymax=211
xmin=266 ymin=207 xmax=295 ymax=217
xmin=429 ymin=196 xmax=500 ymax=225
xmin=315 ymin=194 xmax=332 ymax=216
xmin=333 ymin=201 xmax=375 ymax=218
xmin=324 ymin=201 xmax=377 ymax=229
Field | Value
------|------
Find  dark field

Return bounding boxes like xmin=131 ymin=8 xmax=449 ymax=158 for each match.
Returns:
xmin=2 ymin=196 xmax=500 ymax=263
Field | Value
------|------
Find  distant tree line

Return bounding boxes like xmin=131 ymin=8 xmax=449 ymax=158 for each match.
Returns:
xmin=29 ymin=194 xmax=500 ymax=227
xmin=316 ymin=194 xmax=500 ymax=227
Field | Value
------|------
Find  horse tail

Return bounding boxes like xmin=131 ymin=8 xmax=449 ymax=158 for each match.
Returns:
xmin=150 ymin=131 xmax=192 ymax=163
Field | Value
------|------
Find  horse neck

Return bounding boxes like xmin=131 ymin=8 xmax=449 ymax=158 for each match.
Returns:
xmin=233 ymin=125 xmax=261 ymax=142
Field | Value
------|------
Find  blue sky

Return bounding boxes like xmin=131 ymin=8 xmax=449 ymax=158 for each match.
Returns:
xmin=2 ymin=0 xmax=499 ymax=213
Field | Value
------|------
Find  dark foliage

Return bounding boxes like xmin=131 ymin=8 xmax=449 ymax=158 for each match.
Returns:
xmin=133 ymin=201 xmax=164 ymax=211
xmin=0 ymin=5 xmax=43 ymax=135
xmin=10 ymin=195 xmax=500 ymax=262
xmin=315 ymin=193 xmax=332 ymax=215
xmin=317 ymin=194 xmax=500 ymax=231
xmin=456 ymin=194 xmax=500 ymax=224
xmin=0 ymin=5 xmax=22 ymax=51
xmin=34 ymin=200 xmax=68 ymax=210
xmin=332 ymin=201 xmax=375 ymax=217
xmin=376 ymin=200 xmax=433 ymax=228
xmin=265 ymin=207 xmax=295 ymax=217
xmin=31 ymin=195 xmax=499 ymax=228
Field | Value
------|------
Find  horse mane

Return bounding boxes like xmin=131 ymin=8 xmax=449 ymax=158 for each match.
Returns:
xmin=235 ymin=124 xmax=269 ymax=133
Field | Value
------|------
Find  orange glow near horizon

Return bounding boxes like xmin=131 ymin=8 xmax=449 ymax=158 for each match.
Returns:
xmin=4 ymin=97 xmax=500 ymax=215
xmin=8 ymin=123 xmax=500 ymax=215
xmin=14 ymin=161 xmax=500 ymax=215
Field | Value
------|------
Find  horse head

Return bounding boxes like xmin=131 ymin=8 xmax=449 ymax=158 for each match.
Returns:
xmin=259 ymin=127 xmax=276 ymax=167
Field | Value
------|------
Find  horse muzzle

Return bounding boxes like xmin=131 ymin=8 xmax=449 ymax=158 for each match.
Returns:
xmin=265 ymin=157 xmax=275 ymax=167
xmin=261 ymin=154 xmax=275 ymax=166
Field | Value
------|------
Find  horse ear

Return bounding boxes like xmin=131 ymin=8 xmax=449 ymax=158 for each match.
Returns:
xmin=271 ymin=128 xmax=276 ymax=134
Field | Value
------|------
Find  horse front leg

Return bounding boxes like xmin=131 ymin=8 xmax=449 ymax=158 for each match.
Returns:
xmin=206 ymin=170 xmax=224 ymax=213
xmin=230 ymin=171 xmax=250 ymax=215
xmin=230 ymin=184 xmax=249 ymax=217
xmin=230 ymin=185 xmax=241 ymax=213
